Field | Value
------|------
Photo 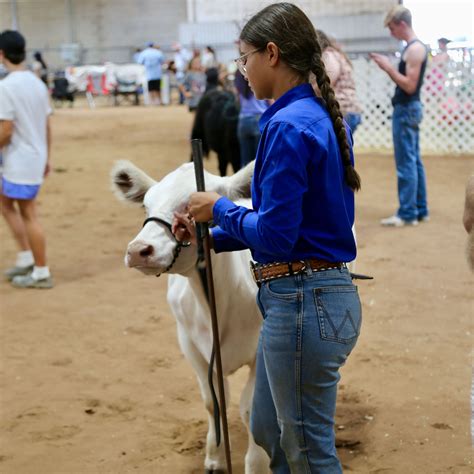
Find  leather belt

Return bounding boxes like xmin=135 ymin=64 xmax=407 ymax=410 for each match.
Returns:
xmin=250 ymin=259 xmax=344 ymax=286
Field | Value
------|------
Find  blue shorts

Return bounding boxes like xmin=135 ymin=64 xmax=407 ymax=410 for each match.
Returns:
xmin=1 ymin=177 xmax=41 ymax=200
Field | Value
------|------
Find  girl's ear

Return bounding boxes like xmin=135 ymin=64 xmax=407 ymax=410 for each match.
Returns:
xmin=266 ymin=42 xmax=280 ymax=66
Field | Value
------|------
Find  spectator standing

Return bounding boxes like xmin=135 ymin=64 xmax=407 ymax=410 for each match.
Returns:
xmin=179 ymin=56 xmax=206 ymax=112
xmin=433 ymin=37 xmax=451 ymax=64
xmin=371 ymin=5 xmax=429 ymax=227
xmin=316 ymin=29 xmax=362 ymax=135
xmin=0 ymin=30 xmax=53 ymax=288
xmin=234 ymin=69 xmax=269 ymax=167
xmin=32 ymin=51 xmax=48 ymax=86
xmin=201 ymin=45 xmax=218 ymax=71
xmin=173 ymin=43 xmax=192 ymax=105
xmin=425 ymin=37 xmax=451 ymax=110
xmin=137 ymin=42 xmax=164 ymax=105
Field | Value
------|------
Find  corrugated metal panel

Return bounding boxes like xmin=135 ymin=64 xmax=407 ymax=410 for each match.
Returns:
xmin=1 ymin=0 xmax=401 ymax=66
xmin=191 ymin=0 xmax=398 ymax=22
xmin=179 ymin=21 xmax=239 ymax=47
xmin=0 ymin=0 xmax=188 ymax=66
xmin=0 ymin=2 xmax=13 ymax=30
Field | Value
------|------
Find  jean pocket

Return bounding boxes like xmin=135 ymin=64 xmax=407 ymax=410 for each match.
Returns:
xmin=313 ymin=285 xmax=361 ymax=344
xmin=264 ymin=277 xmax=299 ymax=300
xmin=407 ymin=105 xmax=423 ymax=128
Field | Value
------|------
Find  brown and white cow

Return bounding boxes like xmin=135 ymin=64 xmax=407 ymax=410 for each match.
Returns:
xmin=111 ymin=160 xmax=269 ymax=473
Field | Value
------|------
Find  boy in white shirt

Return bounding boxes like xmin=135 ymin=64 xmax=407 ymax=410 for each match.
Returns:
xmin=0 ymin=30 xmax=53 ymax=288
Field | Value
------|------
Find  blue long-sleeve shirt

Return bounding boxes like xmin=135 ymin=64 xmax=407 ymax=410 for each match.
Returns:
xmin=212 ymin=83 xmax=356 ymax=264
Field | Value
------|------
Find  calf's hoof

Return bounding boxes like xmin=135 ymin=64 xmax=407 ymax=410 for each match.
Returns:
xmin=205 ymin=470 xmax=226 ymax=474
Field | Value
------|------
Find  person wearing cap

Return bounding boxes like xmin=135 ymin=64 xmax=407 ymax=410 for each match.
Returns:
xmin=433 ymin=37 xmax=451 ymax=63
xmin=438 ymin=37 xmax=450 ymax=49
xmin=371 ymin=5 xmax=429 ymax=227
xmin=137 ymin=42 xmax=164 ymax=105
xmin=0 ymin=30 xmax=53 ymax=288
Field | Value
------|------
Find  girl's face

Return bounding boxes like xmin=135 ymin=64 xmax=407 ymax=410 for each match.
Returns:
xmin=238 ymin=41 xmax=272 ymax=100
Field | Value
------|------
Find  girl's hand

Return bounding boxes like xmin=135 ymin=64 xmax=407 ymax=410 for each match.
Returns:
xmin=172 ymin=211 xmax=197 ymax=245
xmin=188 ymin=192 xmax=221 ymax=222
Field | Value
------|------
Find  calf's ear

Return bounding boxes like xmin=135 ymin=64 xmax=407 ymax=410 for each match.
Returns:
xmin=218 ymin=160 xmax=255 ymax=200
xmin=111 ymin=160 xmax=156 ymax=204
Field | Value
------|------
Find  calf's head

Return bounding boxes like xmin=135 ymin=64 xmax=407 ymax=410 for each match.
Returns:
xmin=111 ymin=160 xmax=254 ymax=276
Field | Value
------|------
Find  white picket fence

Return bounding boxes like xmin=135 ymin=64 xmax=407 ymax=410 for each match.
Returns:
xmin=352 ymin=48 xmax=473 ymax=155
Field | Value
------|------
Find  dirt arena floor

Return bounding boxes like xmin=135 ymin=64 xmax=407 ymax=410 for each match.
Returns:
xmin=1 ymin=103 xmax=472 ymax=474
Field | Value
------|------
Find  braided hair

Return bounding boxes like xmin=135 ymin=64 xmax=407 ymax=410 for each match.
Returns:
xmin=240 ymin=2 xmax=361 ymax=191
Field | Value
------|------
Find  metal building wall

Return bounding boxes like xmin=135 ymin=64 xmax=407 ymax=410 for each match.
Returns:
xmin=189 ymin=0 xmax=398 ymax=22
xmin=180 ymin=0 xmax=400 ymax=64
xmin=190 ymin=0 xmax=400 ymax=49
xmin=0 ymin=0 xmax=399 ymax=67
xmin=0 ymin=0 xmax=187 ymax=66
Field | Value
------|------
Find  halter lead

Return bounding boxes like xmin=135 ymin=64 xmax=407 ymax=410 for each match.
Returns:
xmin=142 ymin=216 xmax=191 ymax=276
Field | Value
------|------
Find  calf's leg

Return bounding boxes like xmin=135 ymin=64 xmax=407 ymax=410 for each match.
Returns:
xmin=176 ymin=324 xmax=227 ymax=471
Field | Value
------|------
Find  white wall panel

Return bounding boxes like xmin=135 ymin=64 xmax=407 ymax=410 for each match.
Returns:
xmin=1 ymin=0 xmax=400 ymax=66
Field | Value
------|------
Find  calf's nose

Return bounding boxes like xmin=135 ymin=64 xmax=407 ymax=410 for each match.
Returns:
xmin=127 ymin=241 xmax=154 ymax=267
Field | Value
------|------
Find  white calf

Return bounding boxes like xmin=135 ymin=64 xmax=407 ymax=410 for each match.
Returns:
xmin=111 ymin=161 xmax=269 ymax=473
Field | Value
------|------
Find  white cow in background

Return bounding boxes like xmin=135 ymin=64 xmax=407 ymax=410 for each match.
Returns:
xmin=111 ymin=161 xmax=269 ymax=473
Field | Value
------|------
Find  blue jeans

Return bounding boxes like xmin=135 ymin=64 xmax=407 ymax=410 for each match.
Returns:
xmin=392 ymin=102 xmax=428 ymax=221
xmin=238 ymin=114 xmax=261 ymax=167
xmin=251 ymin=266 xmax=362 ymax=473
xmin=344 ymin=113 xmax=362 ymax=135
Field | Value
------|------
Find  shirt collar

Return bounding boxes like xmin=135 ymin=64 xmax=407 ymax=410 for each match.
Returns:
xmin=260 ymin=83 xmax=316 ymax=131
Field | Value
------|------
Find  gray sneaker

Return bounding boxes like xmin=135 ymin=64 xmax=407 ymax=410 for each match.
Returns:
xmin=11 ymin=274 xmax=54 ymax=289
xmin=4 ymin=265 xmax=34 ymax=281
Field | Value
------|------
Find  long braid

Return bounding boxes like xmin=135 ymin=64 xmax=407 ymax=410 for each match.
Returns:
xmin=239 ymin=2 xmax=361 ymax=191
xmin=312 ymin=54 xmax=361 ymax=191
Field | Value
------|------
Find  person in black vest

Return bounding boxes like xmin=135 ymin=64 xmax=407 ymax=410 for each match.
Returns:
xmin=371 ymin=5 xmax=429 ymax=227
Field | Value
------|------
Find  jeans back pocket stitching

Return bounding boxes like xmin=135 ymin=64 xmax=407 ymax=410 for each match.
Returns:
xmin=335 ymin=310 xmax=359 ymax=338
xmin=313 ymin=287 xmax=360 ymax=343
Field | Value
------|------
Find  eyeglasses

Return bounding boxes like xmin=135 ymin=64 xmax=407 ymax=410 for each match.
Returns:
xmin=234 ymin=48 xmax=262 ymax=77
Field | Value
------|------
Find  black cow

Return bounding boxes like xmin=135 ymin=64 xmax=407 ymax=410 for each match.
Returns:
xmin=191 ymin=88 xmax=241 ymax=177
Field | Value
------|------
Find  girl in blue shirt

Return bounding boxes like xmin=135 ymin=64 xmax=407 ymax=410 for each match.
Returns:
xmin=175 ymin=3 xmax=362 ymax=472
